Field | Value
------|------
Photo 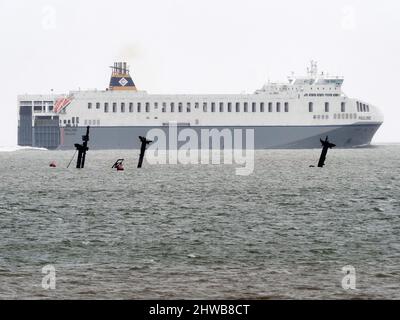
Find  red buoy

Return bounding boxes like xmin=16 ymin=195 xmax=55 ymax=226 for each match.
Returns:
xmin=49 ymin=161 xmax=57 ymax=168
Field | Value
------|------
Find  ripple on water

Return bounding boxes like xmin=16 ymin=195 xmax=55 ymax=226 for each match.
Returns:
xmin=0 ymin=146 xmax=400 ymax=299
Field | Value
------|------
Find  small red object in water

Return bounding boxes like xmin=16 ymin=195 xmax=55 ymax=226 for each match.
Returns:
xmin=49 ymin=161 xmax=57 ymax=168
xmin=116 ymin=164 xmax=124 ymax=171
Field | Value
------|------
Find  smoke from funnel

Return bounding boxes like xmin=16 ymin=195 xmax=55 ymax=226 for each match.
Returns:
xmin=117 ymin=44 xmax=143 ymax=61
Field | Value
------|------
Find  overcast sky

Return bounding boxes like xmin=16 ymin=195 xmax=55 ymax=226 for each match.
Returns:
xmin=0 ymin=0 xmax=399 ymax=145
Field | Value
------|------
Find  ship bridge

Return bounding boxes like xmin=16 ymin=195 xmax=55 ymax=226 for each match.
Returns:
xmin=255 ymin=61 xmax=344 ymax=95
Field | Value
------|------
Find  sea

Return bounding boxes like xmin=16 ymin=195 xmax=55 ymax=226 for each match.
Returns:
xmin=0 ymin=144 xmax=399 ymax=299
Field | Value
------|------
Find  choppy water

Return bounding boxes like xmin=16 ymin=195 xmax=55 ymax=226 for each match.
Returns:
xmin=0 ymin=145 xmax=399 ymax=299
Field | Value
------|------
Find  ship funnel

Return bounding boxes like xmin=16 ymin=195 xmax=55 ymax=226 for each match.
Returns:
xmin=109 ymin=62 xmax=137 ymax=91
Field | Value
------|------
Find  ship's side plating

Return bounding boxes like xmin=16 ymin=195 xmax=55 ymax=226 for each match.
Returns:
xmin=58 ymin=123 xmax=381 ymax=150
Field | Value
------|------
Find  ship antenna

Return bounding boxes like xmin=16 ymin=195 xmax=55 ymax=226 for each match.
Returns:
xmin=309 ymin=60 xmax=318 ymax=78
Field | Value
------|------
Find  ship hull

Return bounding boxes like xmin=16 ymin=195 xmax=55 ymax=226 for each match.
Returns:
xmin=57 ymin=123 xmax=382 ymax=150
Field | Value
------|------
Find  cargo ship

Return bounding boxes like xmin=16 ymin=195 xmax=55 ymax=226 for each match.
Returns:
xmin=17 ymin=61 xmax=383 ymax=149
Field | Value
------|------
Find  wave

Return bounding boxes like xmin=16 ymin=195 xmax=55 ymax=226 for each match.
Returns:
xmin=0 ymin=146 xmax=48 ymax=152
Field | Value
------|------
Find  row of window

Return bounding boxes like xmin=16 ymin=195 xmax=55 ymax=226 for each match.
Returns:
xmin=308 ymin=87 xmax=339 ymax=91
xmin=19 ymin=101 xmax=54 ymax=106
xmin=87 ymin=101 xmax=354 ymax=114
xmin=313 ymin=113 xmax=358 ymax=120
xmin=61 ymin=111 xmax=360 ymax=126
xmin=33 ymin=106 xmax=54 ymax=113
xmin=61 ymin=117 xmax=79 ymax=125
xmin=334 ymin=113 xmax=358 ymax=119
xmin=313 ymin=114 xmax=330 ymax=120
xmin=61 ymin=119 xmax=101 ymax=126
xmin=88 ymin=102 xmax=291 ymax=113
xmin=63 ymin=113 xmax=360 ymax=126
xmin=308 ymin=102 xmax=346 ymax=113
xmin=85 ymin=119 xmax=100 ymax=126
xmin=304 ymin=93 xmax=341 ymax=97
xmin=357 ymin=102 xmax=370 ymax=112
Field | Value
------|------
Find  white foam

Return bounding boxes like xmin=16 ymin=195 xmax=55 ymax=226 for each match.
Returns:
xmin=0 ymin=146 xmax=48 ymax=152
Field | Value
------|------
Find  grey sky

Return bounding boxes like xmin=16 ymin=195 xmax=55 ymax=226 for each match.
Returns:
xmin=0 ymin=0 xmax=399 ymax=145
